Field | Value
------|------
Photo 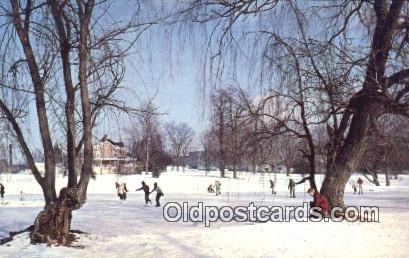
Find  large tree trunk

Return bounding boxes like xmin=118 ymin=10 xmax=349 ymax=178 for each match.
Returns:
xmin=31 ymin=188 xmax=81 ymax=246
xmin=307 ymin=159 xmax=317 ymax=190
xmin=6 ymin=0 xmax=96 ymax=246
xmin=30 ymin=0 xmax=96 ymax=245
xmin=321 ymin=90 xmax=389 ymax=207
xmin=320 ymin=169 xmax=350 ymax=208
xmin=322 ymin=97 xmax=374 ymax=207
xmin=321 ymin=0 xmax=403 ymax=208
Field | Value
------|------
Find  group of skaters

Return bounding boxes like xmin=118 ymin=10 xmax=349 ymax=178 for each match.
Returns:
xmin=205 ymin=177 xmax=365 ymax=200
xmin=115 ymin=181 xmax=164 ymax=207
xmin=136 ymin=181 xmax=164 ymax=207
xmin=268 ymin=178 xmax=297 ymax=197
xmin=351 ymin=177 xmax=364 ymax=195
xmin=204 ymin=177 xmax=332 ymax=216
xmin=268 ymin=177 xmax=365 ymax=198
xmin=285 ymin=177 xmax=364 ymax=216
xmin=2 ymin=174 xmax=366 ymax=211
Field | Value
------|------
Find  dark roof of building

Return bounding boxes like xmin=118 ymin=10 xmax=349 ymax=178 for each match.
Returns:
xmin=100 ymin=135 xmax=125 ymax=147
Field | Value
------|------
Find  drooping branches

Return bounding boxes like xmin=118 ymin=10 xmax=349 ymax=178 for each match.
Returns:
xmin=185 ymin=0 xmax=409 ymax=208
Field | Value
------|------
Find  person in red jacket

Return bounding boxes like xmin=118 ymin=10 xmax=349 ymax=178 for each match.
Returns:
xmin=307 ymin=188 xmax=329 ymax=216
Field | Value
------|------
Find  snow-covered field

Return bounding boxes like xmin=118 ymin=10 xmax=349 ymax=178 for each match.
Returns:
xmin=1 ymin=169 xmax=409 ymax=258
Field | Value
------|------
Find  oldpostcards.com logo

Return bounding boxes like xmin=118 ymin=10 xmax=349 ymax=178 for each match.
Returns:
xmin=163 ymin=202 xmax=379 ymax=226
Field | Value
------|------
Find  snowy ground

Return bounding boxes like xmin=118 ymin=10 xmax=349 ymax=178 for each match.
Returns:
xmin=1 ymin=169 xmax=409 ymax=258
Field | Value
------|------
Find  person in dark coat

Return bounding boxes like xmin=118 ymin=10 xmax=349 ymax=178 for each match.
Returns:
xmin=136 ymin=181 xmax=152 ymax=204
xmin=357 ymin=177 xmax=363 ymax=195
xmin=0 ymin=183 xmax=4 ymax=199
xmin=288 ymin=179 xmax=296 ymax=198
xmin=307 ymin=188 xmax=329 ymax=216
xmin=207 ymin=184 xmax=214 ymax=193
xmin=150 ymin=182 xmax=164 ymax=207
xmin=269 ymin=180 xmax=276 ymax=195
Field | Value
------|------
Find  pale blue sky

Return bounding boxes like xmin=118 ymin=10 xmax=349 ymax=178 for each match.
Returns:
xmin=20 ymin=0 xmax=272 ymax=160
xmin=7 ymin=0 xmax=297 ymax=162
xmin=23 ymin=1 xmax=213 ymax=154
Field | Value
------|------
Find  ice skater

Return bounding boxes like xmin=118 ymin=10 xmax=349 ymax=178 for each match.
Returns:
xmin=207 ymin=184 xmax=214 ymax=193
xmin=269 ymin=179 xmax=276 ymax=195
xmin=0 ymin=183 xmax=4 ymax=201
xmin=115 ymin=182 xmax=128 ymax=202
xmin=357 ymin=177 xmax=363 ymax=195
xmin=150 ymin=182 xmax=164 ymax=207
xmin=288 ymin=179 xmax=296 ymax=198
xmin=214 ymin=180 xmax=222 ymax=196
xmin=136 ymin=181 xmax=152 ymax=204
xmin=351 ymin=180 xmax=357 ymax=194
xmin=20 ymin=190 xmax=24 ymax=201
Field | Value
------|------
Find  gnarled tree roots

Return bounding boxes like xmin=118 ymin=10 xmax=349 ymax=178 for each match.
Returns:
xmin=30 ymin=188 xmax=82 ymax=246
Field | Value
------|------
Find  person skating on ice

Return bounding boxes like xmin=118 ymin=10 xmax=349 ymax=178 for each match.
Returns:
xmin=0 ymin=183 xmax=5 ymax=199
xmin=288 ymin=179 xmax=296 ymax=198
xmin=357 ymin=177 xmax=364 ymax=195
xmin=0 ymin=183 xmax=4 ymax=204
xmin=136 ymin=181 xmax=152 ymax=204
xmin=269 ymin=179 xmax=276 ymax=195
xmin=351 ymin=179 xmax=357 ymax=194
xmin=150 ymin=182 xmax=164 ymax=207
xmin=115 ymin=181 xmax=128 ymax=202
xmin=214 ymin=180 xmax=221 ymax=196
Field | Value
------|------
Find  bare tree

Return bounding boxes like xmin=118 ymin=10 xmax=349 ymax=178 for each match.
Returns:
xmin=210 ymin=88 xmax=231 ymax=177
xmin=133 ymin=99 xmax=167 ymax=173
xmin=276 ymin=135 xmax=298 ymax=176
xmin=186 ymin=0 xmax=409 ymax=208
xmin=205 ymin=86 xmax=251 ymax=177
xmin=358 ymin=136 xmax=383 ymax=186
xmin=0 ymin=0 xmax=159 ymax=245
xmin=318 ymin=1 xmax=409 ymax=207
xmin=165 ymin=121 xmax=194 ymax=171
xmin=225 ymin=87 xmax=248 ymax=178
xmin=200 ymin=132 xmax=211 ymax=174
xmin=0 ymin=0 xmax=97 ymax=244
xmin=243 ymin=87 xmax=319 ymax=190
xmin=363 ymin=117 xmax=409 ymax=186
xmin=128 ymin=120 xmax=171 ymax=173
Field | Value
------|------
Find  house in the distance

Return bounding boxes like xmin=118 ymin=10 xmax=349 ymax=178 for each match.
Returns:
xmin=93 ymin=135 xmax=140 ymax=174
